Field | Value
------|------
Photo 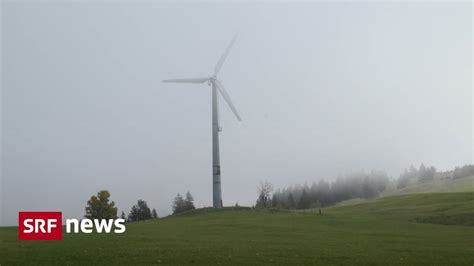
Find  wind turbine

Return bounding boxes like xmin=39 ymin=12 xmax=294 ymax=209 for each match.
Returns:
xmin=163 ymin=36 xmax=241 ymax=208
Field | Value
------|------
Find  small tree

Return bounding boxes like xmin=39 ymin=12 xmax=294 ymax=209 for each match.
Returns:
xmin=85 ymin=190 xmax=118 ymax=219
xmin=120 ymin=211 xmax=126 ymax=220
xmin=184 ymin=191 xmax=195 ymax=211
xmin=172 ymin=194 xmax=186 ymax=214
xmin=255 ymin=181 xmax=273 ymax=208
xmin=152 ymin=208 xmax=158 ymax=219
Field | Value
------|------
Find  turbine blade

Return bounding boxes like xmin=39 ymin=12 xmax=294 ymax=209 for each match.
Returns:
xmin=215 ymin=80 xmax=241 ymax=121
xmin=162 ymin=77 xmax=209 ymax=84
xmin=214 ymin=35 xmax=237 ymax=76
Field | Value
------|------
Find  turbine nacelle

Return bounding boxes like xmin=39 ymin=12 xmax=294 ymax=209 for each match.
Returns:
xmin=208 ymin=76 xmax=216 ymax=86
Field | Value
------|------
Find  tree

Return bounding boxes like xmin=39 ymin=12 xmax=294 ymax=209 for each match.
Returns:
xmin=172 ymin=193 xmax=186 ymax=214
xmin=137 ymin=200 xmax=152 ymax=220
xmin=120 ymin=211 xmax=126 ymax=220
xmin=152 ymin=208 xmax=158 ymax=219
xmin=298 ymin=189 xmax=311 ymax=209
xmin=128 ymin=205 xmax=138 ymax=222
xmin=184 ymin=191 xmax=195 ymax=211
xmin=255 ymin=192 xmax=265 ymax=208
xmin=85 ymin=190 xmax=118 ymax=219
xmin=172 ymin=192 xmax=196 ymax=214
xmin=271 ymin=193 xmax=279 ymax=207
xmin=419 ymin=164 xmax=436 ymax=182
xmin=287 ymin=193 xmax=296 ymax=209
xmin=419 ymin=163 xmax=427 ymax=178
xmin=255 ymin=181 xmax=273 ymax=208
xmin=128 ymin=200 xmax=152 ymax=222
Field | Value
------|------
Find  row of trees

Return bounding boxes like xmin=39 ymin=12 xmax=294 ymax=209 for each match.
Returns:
xmin=172 ymin=192 xmax=195 ymax=214
xmin=84 ymin=190 xmax=196 ymax=221
xmin=453 ymin=165 xmax=474 ymax=179
xmin=257 ymin=170 xmax=389 ymax=209
xmin=264 ymin=164 xmax=474 ymax=209
xmin=396 ymin=163 xmax=474 ymax=189
xmin=126 ymin=199 xmax=158 ymax=222
xmin=85 ymin=190 xmax=160 ymax=222
xmin=397 ymin=164 xmax=437 ymax=188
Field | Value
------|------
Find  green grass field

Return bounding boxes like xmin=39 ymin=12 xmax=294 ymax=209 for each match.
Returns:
xmin=330 ymin=175 xmax=474 ymax=208
xmin=383 ymin=175 xmax=474 ymax=196
xmin=1 ymin=192 xmax=473 ymax=265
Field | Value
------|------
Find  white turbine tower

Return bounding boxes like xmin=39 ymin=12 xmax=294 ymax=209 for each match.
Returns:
xmin=163 ymin=36 xmax=241 ymax=208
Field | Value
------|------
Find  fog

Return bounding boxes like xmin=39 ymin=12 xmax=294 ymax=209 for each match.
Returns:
xmin=1 ymin=2 xmax=472 ymax=225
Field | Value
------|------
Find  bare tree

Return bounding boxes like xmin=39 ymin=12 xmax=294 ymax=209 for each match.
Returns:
xmin=256 ymin=181 xmax=273 ymax=208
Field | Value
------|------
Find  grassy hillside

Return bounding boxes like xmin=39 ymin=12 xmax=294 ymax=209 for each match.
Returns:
xmin=383 ymin=175 xmax=474 ymax=196
xmin=328 ymin=175 xmax=474 ymax=209
xmin=1 ymin=193 xmax=473 ymax=265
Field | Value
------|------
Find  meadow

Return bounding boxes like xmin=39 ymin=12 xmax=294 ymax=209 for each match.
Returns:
xmin=1 ymin=192 xmax=473 ymax=265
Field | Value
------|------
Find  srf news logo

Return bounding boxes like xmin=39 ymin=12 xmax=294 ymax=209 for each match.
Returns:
xmin=19 ymin=212 xmax=62 ymax=240
xmin=19 ymin=211 xmax=126 ymax=240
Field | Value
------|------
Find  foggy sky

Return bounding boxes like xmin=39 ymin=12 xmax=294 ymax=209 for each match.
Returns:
xmin=1 ymin=2 xmax=472 ymax=225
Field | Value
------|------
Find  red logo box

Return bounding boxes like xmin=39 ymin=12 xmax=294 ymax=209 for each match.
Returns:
xmin=18 ymin=212 xmax=62 ymax=240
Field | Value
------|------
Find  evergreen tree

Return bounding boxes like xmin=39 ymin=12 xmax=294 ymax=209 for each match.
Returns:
xmin=138 ymin=200 xmax=152 ymax=220
xmin=419 ymin=164 xmax=436 ymax=182
xmin=184 ymin=191 xmax=195 ymax=211
xmin=298 ymin=189 xmax=311 ymax=209
xmin=172 ymin=193 xmax=186 ymax=214
xmin=128 ymin=205 xmax=139 ymax=222
xmin=128 ymin=200 xmax=152 ymax=221
xmin=287 ymin=193 xmax=296 ymax=209
xmin=152 ymin=208 xmax=158 ymax=219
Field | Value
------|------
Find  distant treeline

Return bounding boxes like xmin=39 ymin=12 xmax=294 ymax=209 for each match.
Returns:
xmin=84 ymin=190 xmax=197 ymax=222
xmin=265 ymin=170 xmax=389 ymax=209
xmin=397 ymin=164 xmax=437 ymax=188
xmin=452 ymin=165 xmax=474 ymax=179
xmin=397 ymin=164 xmax=474 ymax=189
xmin=259 ymin=164 xmax=474 ymax=210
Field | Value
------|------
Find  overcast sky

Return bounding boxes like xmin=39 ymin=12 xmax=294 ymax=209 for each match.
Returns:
xmin=1 ymin=2 xmax=472 ymax=225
